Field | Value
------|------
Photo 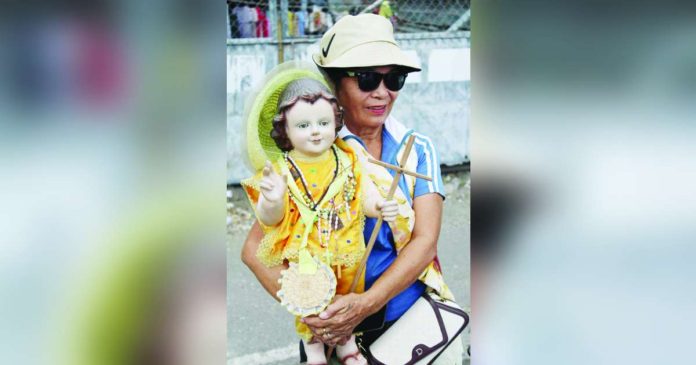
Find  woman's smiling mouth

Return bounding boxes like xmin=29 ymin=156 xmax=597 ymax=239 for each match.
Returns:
xmin=367 ymin=105 xmax=386 ymax=115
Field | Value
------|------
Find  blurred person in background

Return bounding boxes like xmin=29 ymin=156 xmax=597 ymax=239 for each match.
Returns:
xmin=471 ymin=177 xmax=527 ymax=306
xmin=378 ymin=0 xmax=398 ymax=30
xmin=242 ymin=13 xmax=465 ymax=364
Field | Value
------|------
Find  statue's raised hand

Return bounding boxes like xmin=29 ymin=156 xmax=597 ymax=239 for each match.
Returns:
xmin=259 ymin=160 xmax=287 ymax=203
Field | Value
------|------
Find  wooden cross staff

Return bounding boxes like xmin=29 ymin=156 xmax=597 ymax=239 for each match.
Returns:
xmin=327 ymin=134 xmax=432 ymax=358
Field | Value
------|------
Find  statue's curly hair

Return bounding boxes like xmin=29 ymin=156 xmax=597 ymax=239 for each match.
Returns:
xmin=271 ymin=78 xmax=344 ymax=151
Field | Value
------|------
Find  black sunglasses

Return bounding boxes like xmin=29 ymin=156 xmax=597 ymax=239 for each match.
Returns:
xmin=345 ymin=70 xmax=408 ymax=92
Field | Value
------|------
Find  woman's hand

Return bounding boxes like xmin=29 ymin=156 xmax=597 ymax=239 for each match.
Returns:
xmin=303 ymin=293 xmax=377 ymax=346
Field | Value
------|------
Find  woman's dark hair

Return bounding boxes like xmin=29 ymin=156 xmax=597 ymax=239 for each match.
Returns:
xmin=271 ymin=78 xmax=344 ymax=151
xmin=322 ymin=68 xmax=345 ymax=92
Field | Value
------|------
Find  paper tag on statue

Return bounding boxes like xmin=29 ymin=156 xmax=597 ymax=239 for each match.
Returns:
xmin=298 ymin=249 xmax=318 ymax=274
xmin=301 ymin=210 xmax=318 ymax=228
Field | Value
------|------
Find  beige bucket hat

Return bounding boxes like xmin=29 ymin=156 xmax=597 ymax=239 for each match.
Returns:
xmin=312 ymin=14 xmax=421 ymax=72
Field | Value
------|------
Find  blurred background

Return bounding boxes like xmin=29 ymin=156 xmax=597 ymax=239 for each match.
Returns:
xmin=2 ymin=1 xmax=696 ymax=365
xmin=472 ymin=1 xmax=696 ymax=365
xmin=226 ymin=1 xmax=470 ymax=364
xmin=0 ymin=1 xmax=227 ymax=365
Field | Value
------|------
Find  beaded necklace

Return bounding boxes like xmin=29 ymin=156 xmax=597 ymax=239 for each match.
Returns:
xmin=285 ymin=146 xmax=339 ymax=211
xmin=284 ymin=145 xmax=358 ymax=250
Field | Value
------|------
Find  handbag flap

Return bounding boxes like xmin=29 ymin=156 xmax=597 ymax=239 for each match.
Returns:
xmin=431 ymin=294 xmax=468 ymax=340
xmin=368 ymin=293 xmax=469 ymax=365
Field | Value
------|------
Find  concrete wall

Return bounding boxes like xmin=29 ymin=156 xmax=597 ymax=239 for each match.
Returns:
xmin=227 ymin=31 xmax=470 ymax=184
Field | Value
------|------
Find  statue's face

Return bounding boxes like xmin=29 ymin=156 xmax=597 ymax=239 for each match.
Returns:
xmin=284 ymin=98 xmax=336 ymax=158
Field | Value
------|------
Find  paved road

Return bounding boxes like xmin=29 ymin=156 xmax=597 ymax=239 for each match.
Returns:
xmin=227 ymin=172 xmax=470 ymax=365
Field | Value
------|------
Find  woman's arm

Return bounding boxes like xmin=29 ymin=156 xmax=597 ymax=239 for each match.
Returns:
xmin=362 ymin=192 xmax=441 ymax=305
xmin=302 ymin=193 xmax=442 ymax=344
xmin=240 ymin=221 xmax=287 ymax=301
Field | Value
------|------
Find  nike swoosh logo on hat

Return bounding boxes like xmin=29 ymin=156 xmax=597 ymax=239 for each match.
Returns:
xmin=322 ymin=34 xmax=336 ymax=58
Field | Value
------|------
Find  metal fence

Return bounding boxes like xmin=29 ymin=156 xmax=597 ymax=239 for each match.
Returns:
xmin=227 ymin=0 xmax=470 ymax=40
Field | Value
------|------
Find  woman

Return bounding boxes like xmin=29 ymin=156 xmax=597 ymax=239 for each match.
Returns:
xmin=241 ymin=14 xmax=462 ymax=364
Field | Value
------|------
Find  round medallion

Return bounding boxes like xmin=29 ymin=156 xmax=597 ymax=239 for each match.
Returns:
xmin=277 ymin=257 xmax=337 ymax=317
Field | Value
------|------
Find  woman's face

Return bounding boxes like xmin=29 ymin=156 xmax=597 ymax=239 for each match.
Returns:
xmin=337 ymin=66 xmax=399 ymax=130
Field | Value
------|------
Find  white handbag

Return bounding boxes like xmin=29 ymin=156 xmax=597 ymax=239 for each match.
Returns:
xmin=366 ymin=292 xmax=469 ymax=365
